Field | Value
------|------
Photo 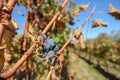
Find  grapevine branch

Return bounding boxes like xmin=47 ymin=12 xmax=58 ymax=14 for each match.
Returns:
xmin=22 ymin=0 xmax=31 ymax=80
xmin=46 ymin=66 xmax=54 ymax=80
xmin=42 ymin=0 xmax=68 ymax=34
xmin=46 ymin=5 xmax=96 ymax=80
xmin=0 ymin=0 xmax=68 ymax=79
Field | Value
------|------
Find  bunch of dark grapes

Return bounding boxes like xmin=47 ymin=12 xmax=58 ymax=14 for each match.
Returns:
xmin=39 ymin=34 xmax=60 ymax=65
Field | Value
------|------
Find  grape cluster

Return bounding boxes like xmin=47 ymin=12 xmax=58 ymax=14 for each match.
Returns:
xmin=39 ymin=34 xmax=59 ymax=65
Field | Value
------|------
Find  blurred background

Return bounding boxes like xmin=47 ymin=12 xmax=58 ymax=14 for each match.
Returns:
xmin=3 ymin=0 xmax=120 ymax=80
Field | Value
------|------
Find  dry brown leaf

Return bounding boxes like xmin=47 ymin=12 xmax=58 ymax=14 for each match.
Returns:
xmin=108 ymin=4 xmax=120 ymax=20
xmin=73 ymin=8 xmax=81 ymax=16
xmin=80 ymin=3 xmax=90 ymax=11
xmin=73 ymin=31 xmax=85 ymax=49
xmin=4 ymin=51 xmax=12 ymax=62
xmin=71 ymin=31 xmax=85 ymax=49
xmin=91 ymin=19 xmax=108 ymax=28
xmin=3 ymin=29 xmax=14 ymax=49
xmin=0 ymin=12 xmax=9 ymax=26
xmin=75 ymin=30 xmax=81 ymax=39
xmin=2 ymin=20 xmax=18 ymax=49
xmin=73 ymin=3 xmax=90 ymax=16
xmin=59 ymin=53 xmax=64 ymax=62
xmin=78 ymin=32 xmax=85 ymax=49
xmin=56 ymin=21 xmax=65 ymax=31
xmin=8 ymin=20 xmax=18 ymax=30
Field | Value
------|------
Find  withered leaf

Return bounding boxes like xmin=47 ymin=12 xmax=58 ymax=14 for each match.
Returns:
xmin=91 ymin=19 xmax=108 ymax=28
xmin=1 ymin=20 xmax=18 ymax=50
xmin=78 ymin=32 xmax=85 ymax=49
xmin=4 ymin=51 xmax=12 ymax=62
xmin=56 ymin=21 xmax=65 ymax=31
xmin=59 ymin=53 xmax=64 ymax=62
xmin=79 ymin=3 xmax=90 ymax=11
xmin=73 ymin=3 xmax=90 ymax=16
xmin=108 ymin=4 xmax=120 ymax=20
xmin=73 ymin=31 xmax=85 ymax=49
xmin=8 ymin=20 xmax=18 ymax=30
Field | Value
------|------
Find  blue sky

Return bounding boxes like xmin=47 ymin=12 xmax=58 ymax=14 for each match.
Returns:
xmin=73 ymin=0 xmax=120 ymax=39
xmin=12 ymin=0 xmax=120 ymax=39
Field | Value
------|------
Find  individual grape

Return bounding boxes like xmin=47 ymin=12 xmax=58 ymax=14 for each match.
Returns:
xmin=43 ymin=34 xmax=47 ymax=40
xmin=43 ymin=43 xmax=50 ymax=50
xmin=48 ymin=39 xmax=56 ymax=47
xmin=51 ymin=57 xmax=55 ymax=65
xmin=53 ymin=45 xmax=59 ymax=51
xmin=47 ymin=50 xmax=55 ymax=57
xmin=49 ymin=57 xmax=55 ymax=65
xmin=39 ymin=50 xmax=45 ymax=54
xmin=40 ymin=50 xmax=47 ymax=58
xmin=41 ymin=52 xmax=47 ymax=58
xmin=40 ymin=34 xmax=47 ymax=40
